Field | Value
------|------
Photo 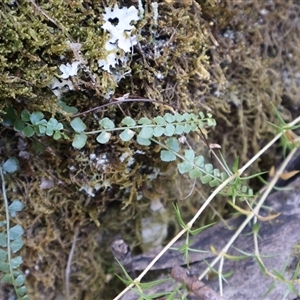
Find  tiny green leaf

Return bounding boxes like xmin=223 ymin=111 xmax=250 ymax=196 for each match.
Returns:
xmin=136 ymin=136 xmax=151 ymax=146
xmin=13 ymin=119 xmax=26 ymax=132
xmin=22 ymin=126 xmax=35 ymax=137
xmin=3 ymin=157 xmax=19 ymax=174
xmin=184 ymin=150 xmax=195 ymax=162
xmin=0 ymin=261 xmax=9 ymax=272
xmin=207 ymin=118 xmax=216 ymax=126
xmin=138 ymin=127 xmax=153 ymax=139
xmin=38 ymin=124 xmax=47 ymax=135
xmin=48 ymin=119 xmax=63 ymax=132
xmin=57 ymin=100 xmax=78 ymax=114
xmin=191 ymin=123 xmax=197 ymax=131
xmin=183 ymin=112 xmax=192 ymax=121
xmin=16 ymin=285 xmax=27 ymax=296
xmin=96 ymin=132 xmax=111 ymax=144
xmin=177 ymin=162 xmax=193 ymax=174
xmin=37 ymin=119 xmax=47 ymax=126
xmin=120 ymin=129 xmax=135 ymax=142
xmin=9 ymin=200 xmax=24 ymax=217
xmin=205 ymin=164 xmax=213 ymax=173
xmin=201 ymin=174 xmax=212 ymax=184
xmin=30 ymin=112 xmax=44 ymax=125
xmin=121 ymin=116 xmax=136 ymax=126
xmin=190 ymin=113 xmax=197 ymax=121
xmin=164 ymin=113 xmax=175 ymax=123
xmin=213 ymin=169 xmax=220 ymax=177
xmin=175 ymin=124 xmax=184 ymax=134
xmin=99 ymin=117 xmax=115 ymax=129
xmin=197 ymin=120 xmax=204 ymax=128
xmin=221 ymin=172 xmax=228 ymax=181
xmin=9 ymin=225 xmax=24 ymax=240
xmin=45 ymin=127 xmax=54 ymax=136
xmin=164 ymin=124 xmax=175 ymax=136
xmin=183 ymin=124 xmax=191 ymax=133
xmin=195 ymin=156 xmax=205 ymax=167
xmin=233 ymin=157 xmax=239 ymax=172
xmin=2 ymin=106 xmax=18 ymax=126
xmin=70 ymin=118 xmax=86 ymax=133
xmin=209 ymin=179 xmax=219 ymax=187
xmin=189 ymin=169 xmax=202 ymax=178
xmin=1 ymin=274 xmax=13 ymax=284
xmin=166 ymin=138 xmax=180 ymax=152
xmin=0 ymin=233 xmax=7 ymax=247
xmin=174 ymin=113 xmax=184 ymax=122
xmin=72 ymin=133 xmax=87 ymax=149
xmin=10 ymin=256 xmax=23 ymax=269
xmin=153 ymin=127 xmax=165 ymax=137
xmin=47 ymin=118 xmax=58 ymax=128
xmin=153 ymin=116 xmax=167 ymax=125
xmin=53 ymin=132 xmax=62 ymax=140
xmin=55 ymin=123 xmax=63 ymax=131
xmin=11 ymin=237 xmax=24 ymax=253
xmin=138 ymin=117 xmax=152 ymax=125
xmin=0 ymin=249 xmax=7 ymax=261
xmin=21 ymin=110 xmax=30 ymax=122
xmin=15 ymin=274 xmax=26 ymax=287
xmin=160 ymin=150 xmax=176 ymax=162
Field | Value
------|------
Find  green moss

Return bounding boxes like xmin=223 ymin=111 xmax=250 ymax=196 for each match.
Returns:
xmin=0 ymin=0 xmax=120 ymax=114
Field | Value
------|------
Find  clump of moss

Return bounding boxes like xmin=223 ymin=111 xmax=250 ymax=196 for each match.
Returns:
xmin=0 ymin=0 xmax=120 ymax=114
xmin=127 ymin=1 xmax=214 ymax=107
xmin=199 ymin=0 xmax=300 ymax=169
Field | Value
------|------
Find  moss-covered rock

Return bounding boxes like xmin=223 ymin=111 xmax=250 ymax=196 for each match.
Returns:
xmin=0 ymin=0 xmax=299 ymax=299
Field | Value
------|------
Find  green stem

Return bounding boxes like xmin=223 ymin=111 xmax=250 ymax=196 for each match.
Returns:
xmin=0 ymin=166 xmax=18 ymax=298
xmin=85 ymin=119 xmax=211 ymax=135
xmin=150 ymin=137 xmax=223 ymax=183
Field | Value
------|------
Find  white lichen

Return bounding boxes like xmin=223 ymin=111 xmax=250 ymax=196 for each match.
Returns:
xmin=51 ymin=78 xmax=74 ymax=98
xmin=151 ymin=2 xmax=159 ymax=27
xmin=79 ymin=184 xmax=101 ymax=197
xmin=59 ymin=61 xmax=81 ymax=79
xmin=119 ymin=151 xmax=135 ymax=173
xmin=98 ymin=4 xmax=140 ymax=73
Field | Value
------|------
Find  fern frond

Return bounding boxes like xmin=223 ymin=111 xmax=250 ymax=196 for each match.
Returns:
xmin=0 ymin=159 xmax=28 ymax=300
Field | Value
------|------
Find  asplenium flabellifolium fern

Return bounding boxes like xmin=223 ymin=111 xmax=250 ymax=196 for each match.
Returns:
xmin=2 ymin=106 xmax=69 ymax=141
xmin=70 ymin=111 xmax=215 ymax=148
xmin=0 ymin=157 xmax=28 ymax=300
xmin=70 ymin=111 xmax=253 ymax=194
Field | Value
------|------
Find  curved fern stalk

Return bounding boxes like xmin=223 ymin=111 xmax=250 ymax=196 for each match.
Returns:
xmin=0 ymin=158 xmax=28 ymax=300
xmin=70 ymin=111 xmax=254 ymax=198
xmin=152 ymin=137 xmax=227 ymax=187
xmin=153 ymin=137 xmax=255 ymax=199
xmin=71 ymin=111 xmax=216 ymax=148
xmin=95 ymin=111 xmax=216 ymax=145
xmin=2 ymin=107 xmax=69 ymax=141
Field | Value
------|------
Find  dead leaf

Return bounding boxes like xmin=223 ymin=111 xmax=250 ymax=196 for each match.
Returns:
xmin=280 ymin=170 xmax=300 ymax=180
xmin=228 ymin=201 xmax=251 ymax=215
xmin=255 ymin=212 xmax=281 ymax=222
xmin=269 ymin=165 xmax=275 ymax=177
xmin=285 ymin=130 xmax=299 ymax=144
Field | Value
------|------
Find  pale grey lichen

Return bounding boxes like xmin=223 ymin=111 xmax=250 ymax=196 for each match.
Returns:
xmin=98 ymin=4 xmax=140 ymax=73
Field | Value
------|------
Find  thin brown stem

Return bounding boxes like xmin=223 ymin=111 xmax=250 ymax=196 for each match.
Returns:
xmin=65 ymin=227 xmax=79 ymax=300
xmin=72 ymin=98 xmax=176 ymax=118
